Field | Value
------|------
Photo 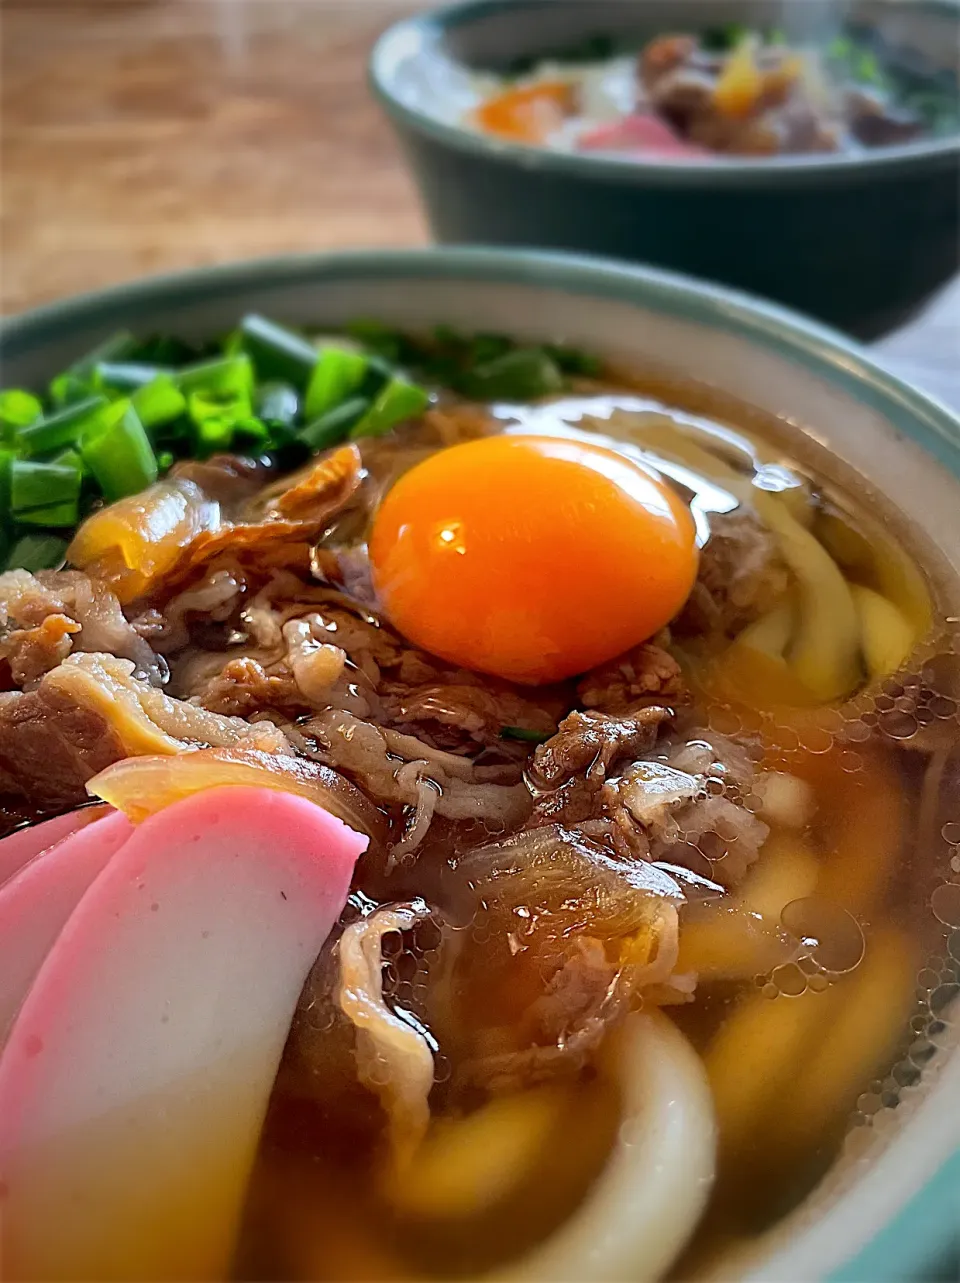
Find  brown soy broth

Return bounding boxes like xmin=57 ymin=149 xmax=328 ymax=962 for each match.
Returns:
xmin=227 ymin=376 xmax=959 ymax=1280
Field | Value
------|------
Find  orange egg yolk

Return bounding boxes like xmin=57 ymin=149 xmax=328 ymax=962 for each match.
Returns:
xmin=368 ymin=434 xmax=699 ymax=686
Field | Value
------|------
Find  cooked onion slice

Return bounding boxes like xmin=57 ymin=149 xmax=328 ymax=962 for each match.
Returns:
xmin=87 ymin=746 xmax=385 ymax=841
xmin=499 ymin=1013 xmax=716 ymax=1283
xmin=67 ymin=478 xmax=220 ymax=605
xmin=338 ymin=901 xmax=436 ymax=1170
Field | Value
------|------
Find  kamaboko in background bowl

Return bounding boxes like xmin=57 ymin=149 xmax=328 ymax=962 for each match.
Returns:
xmin=0 ymin=247 xmax=958 ymax=1282
xmin=371 ymin=0 xmax=960 ymax=338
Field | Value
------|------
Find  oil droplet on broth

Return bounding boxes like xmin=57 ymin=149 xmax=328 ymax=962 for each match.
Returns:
xmin=930 ymin=883 xmax=960 ymax=930
xmin=780 ymin=897 xmax=865 ymax=975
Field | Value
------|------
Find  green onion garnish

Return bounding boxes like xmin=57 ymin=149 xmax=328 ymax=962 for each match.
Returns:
xmin=257 ymin=382 xmax=300 ymax=430
xmin=16 ymin=397 xmax=107 ymax=458
xmin=10 ymin=458 xmax=82 ymax=519
xmin=500 ymin=726 xmax=552 ymax=744
xmin=460 ymin=348 xmax=564 ymax=401
xmin=95 ymin=361 xmax=175 ymax=394
xmin=0 ymin=390 xmax=43 ymax=439
xmin=350 ymin=377 xmax=430 ymax=439
xmin=80 ymin=402 xmax=158 ymax=502
xmin=299 ymin=396 xmax=370 ymax=450
xmin=304 ymin=347 xmax=370 ymax=421
xmin=132 ymin=375 xmax=187 ymax=430
xmin=239 ymin=314 xmax=319 ymax=390
xmin=5 ymin=533 xmax=69 ymax=572
xmin=177 ymin=353 xmax=254 ymax=400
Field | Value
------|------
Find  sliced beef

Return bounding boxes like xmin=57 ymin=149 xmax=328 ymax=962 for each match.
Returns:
xmin=678 ymin=508 xmax=789 ymax=638
xmin=0 ymin=569 xmax=163 ymax=686
xmin=0 ymin=681 xmax=127 ymax=808
xmin=531 ymin=707 xmax=671 ymax=788
xmin=527 ymin=711 xmax=770 ymax=883
xmin=577 ymin=641 xmax=687 ymax=716
xmin=0 ymin=652 xmax=289 ymax=810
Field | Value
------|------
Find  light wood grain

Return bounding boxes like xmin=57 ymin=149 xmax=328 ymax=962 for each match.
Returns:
xmin=1 ymin=0 xmax=957 ymax=411
xmin=1 ymin=0 xmax=429 ymax=309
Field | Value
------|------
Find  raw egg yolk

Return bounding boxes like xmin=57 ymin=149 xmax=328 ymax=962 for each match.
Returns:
xmin=369 ymin=435 xmax=698 ymax=686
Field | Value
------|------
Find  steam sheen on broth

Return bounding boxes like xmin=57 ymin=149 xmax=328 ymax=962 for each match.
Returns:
xmin=0 ymin=324 xmax=957 ymax=1283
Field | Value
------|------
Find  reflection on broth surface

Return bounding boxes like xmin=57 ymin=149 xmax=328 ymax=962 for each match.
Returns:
xmin=0 ymin=322 xmax=957 ymax=1282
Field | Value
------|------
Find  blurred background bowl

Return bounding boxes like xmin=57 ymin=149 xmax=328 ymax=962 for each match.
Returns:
xmin=371 ymin=0 xmax=960 ymax=339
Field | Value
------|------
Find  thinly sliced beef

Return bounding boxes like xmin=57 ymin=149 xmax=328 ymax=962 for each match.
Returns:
xmin=608 ymin=730 xmax=771 ymax=886
xmin=0 ymin=653 xmax=288 ymax=808
xmin=577 ymin=641 xmax=688 ymax=716
xmin=453 ymin=827 xmax=690 ymax=1091
xmin=532 ymin=708 xmax=672 ymax=788
xmin=527 ymin=710 xmax=770 ymax=883
xmin=0 ymin=682 xmax=128 ymax=808
xmin=0 ymin=569 xmax=162 ymax=686
xmin=677 ymin=508 xmax=789 ymax=637
xmin=381 ymin=680 xmax=562 ymax=752
xmin=301 ymin=709 xmax=531 ymax=860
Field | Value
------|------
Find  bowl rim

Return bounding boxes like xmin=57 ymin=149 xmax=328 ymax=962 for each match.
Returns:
xmin=2 ymin=244 xmax=959 ymax=1278
xmin=369 ymin=0 xmax=960 ymax=189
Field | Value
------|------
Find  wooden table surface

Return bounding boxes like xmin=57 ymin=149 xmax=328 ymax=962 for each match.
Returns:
xmin=3 ymin=0 xmax=958 ymax=410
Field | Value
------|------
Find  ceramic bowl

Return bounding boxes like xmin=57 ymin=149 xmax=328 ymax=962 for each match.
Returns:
xmin=2 ymin=247 xmax=959 ymax=1279
xmin=370 ymin=0 xmax=960 ymax=339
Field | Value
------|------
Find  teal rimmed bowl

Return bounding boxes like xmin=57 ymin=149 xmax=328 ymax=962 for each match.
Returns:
xmin=370 ymin=0 xmax=960 ymax=339
xmin=1 ymin=247 xmax=959 ymax=1280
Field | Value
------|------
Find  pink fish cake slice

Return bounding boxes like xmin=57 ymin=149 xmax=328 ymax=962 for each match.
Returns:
xmin=0 ymin=810 xmax=134 ymax=1045
xmin=0 ymin=785 xmax=366 ymax=1282
xmin=0 ymin=805 xmax=111 ymax=890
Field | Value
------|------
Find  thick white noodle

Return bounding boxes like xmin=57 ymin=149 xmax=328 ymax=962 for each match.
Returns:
xmin=497 ymin=1012 xmax=717 ymax=1283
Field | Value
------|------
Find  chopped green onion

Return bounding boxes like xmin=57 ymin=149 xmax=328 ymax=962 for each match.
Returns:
xmin=299 ymin=396 xmax=370 ymax=450
xmin=304 ymin=347 xmax=370 ymax=421
xmin=256 ymin=382 xmax=300 ymax=430
xmin=95 ymin=361 xmax=175 ymax=393
xmin=157 ymin=450 xmax=175 ymax=471
xmin=0 ymin=390 xmax=43 ymax=440
xmin=80 ymin=402 xmax=158 ymax=501
xmin=72 ymin=330 xmax=138 ymax=375
xmin=0 ymin=447 xmax=13 ymax=516
xmin=544 ymin=344 xmax=601 ymax=377
xmin=500 ymin=726 xmax=551 ymax=744
xmin=5 ymin=533 xmax=68 ymax=572
xmin=350 ymin=377 xmax=429 ymax=439
xmin=177 ymin=354 xmax=254 ymax=400
xmin=468 ymin=333 xmax=513 ymax=365
xmin=15 ymin=396 xmax=107 ymax=458
xmin=346 ymin=320 xmax=409 ymax=364
xmin=185 ymin=385 xmax=263 ymax=455
xmin=49 ymin=332 xmax=138 ymax=406
xmin=17 ymin=500 xmax=81 ymax=528
xmin=459 ymin=348 xmax=564 ymax=401
xmin=52 ymin=446 xmax=85 ymax=472
xmin=186 ymin=392 xmax=239 ymax=454
xmin=232 ymin=416 xmax=270 ymax=448
xmin=49 ymin=373 xmax=95 ymax=409
xmin=11 ymin=458 xmax=82 ymax=516
xmin=131 ymin=375 xmax=187 ymax=430
xmin=238 ymin=315 xmax=319 ymax=390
